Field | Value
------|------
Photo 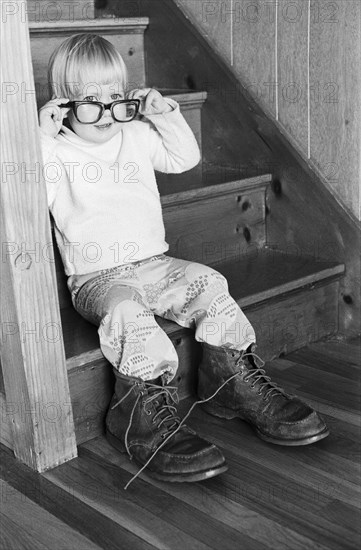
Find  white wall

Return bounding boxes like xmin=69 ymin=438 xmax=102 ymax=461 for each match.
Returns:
xmin=176 ymin=0 xmax=361 ymax=220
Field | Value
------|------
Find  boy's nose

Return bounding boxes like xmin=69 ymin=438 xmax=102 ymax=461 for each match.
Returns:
xmin=102 ymin=106 xmax=113 ymax=119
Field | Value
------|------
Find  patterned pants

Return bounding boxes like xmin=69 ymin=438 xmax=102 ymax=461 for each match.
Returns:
xmin=69 ymin=255 xmax=256 ymax=381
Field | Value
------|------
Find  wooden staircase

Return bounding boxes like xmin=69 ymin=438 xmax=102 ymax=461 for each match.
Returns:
xmin=26 ymin=9 xmax=345 ymax=449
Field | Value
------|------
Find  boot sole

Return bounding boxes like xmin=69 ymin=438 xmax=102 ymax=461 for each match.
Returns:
xmin=201 ymin=403 xmax=330 ymax=446
xmin=106 ymin=430 xmax=228 ymax=482
xmin=256 ymin=426 xmax=330 ymax=446
xmin=147 ymin=464 xmax=228 ymax=483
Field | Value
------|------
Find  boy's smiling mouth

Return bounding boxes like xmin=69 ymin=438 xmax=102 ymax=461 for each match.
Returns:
xmin=95 ymin=122 xmax=113 ymax=130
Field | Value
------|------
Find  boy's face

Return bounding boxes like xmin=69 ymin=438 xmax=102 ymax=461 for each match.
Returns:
xmin=67 ymin=82 xmax=124 ymax=144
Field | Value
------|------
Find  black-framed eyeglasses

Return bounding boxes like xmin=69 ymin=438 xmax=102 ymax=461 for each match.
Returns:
xmin=60 ymin=99 xmax=140 ymax=124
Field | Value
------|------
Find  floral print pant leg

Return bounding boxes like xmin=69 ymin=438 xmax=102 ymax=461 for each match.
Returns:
xmin=69 ymin=255 xmax=255 ymax=381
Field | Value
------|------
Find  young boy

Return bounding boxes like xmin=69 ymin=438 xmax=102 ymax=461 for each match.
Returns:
xmin=39 ymin=33 xmax=329 ymax=487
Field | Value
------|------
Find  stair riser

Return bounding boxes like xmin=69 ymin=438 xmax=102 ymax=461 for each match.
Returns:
xmin=69 ymin=279 xmax=339 ymax=445
xmin=245 ymin=280 xmax=339 ymax=359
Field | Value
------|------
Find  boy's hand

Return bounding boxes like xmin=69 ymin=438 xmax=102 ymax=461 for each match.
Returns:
xmin=38 ymin=98 xmax=70 ymax=138
xmin=127 ymin=88 xmax=172 ymax=116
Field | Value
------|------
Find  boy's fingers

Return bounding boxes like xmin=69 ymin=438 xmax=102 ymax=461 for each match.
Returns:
xmin=128 ymin=88 xmax=151 ymax=101
xmin=39 ymin=99 xmax=69 ymax=115
xmin=48 ymin=98 xmax=70 ymax=105
xmin=127 ymin=89 xmax=140 ymax=100
xmin=127 ymin=88 xmax=165 ymax=114
xmin=39 ymin=103 xmax=69 ymax=123
xmin=144 ymin=90 xmax=156 ymax=111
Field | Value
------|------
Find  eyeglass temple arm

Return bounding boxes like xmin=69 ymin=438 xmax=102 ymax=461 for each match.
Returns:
xmin=58 ymin=102 xmax=74 ymax=108
xmin=58 ymin=99 xmax=140 ymax=108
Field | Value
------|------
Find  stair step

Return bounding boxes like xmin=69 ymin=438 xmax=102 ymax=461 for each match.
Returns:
xmin=55 ymin=175 xmax=270 ymax=310
xmin=163 ymin=89 xmax=208 ymax=108
xmin=29 ymin=18 xmax=149 ymax=108
xmin=64 ymin=251 xmax=344 ymax=363
xmin=63 ymin=251 xmax=344 ymax=445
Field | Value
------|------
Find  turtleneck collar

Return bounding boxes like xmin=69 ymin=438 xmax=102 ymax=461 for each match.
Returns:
xmin=57 ymin=124 xmax=123 ymax=162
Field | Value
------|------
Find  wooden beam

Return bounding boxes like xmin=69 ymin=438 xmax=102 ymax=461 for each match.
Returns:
xmin=0 ymin=7 xmax=77 ymax=471
xmin=28 ymin=18 xmax=150 ymax=36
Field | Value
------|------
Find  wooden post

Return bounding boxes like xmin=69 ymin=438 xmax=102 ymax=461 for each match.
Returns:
xmin=0 ymin=3 xmax=77 ymax=470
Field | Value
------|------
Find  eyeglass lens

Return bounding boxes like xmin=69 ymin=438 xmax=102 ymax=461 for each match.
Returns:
xmin=76 ymin=101 xmax=137 ymax=123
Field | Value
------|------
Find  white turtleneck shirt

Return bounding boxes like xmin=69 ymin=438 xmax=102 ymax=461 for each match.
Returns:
xmin=40 ymin=99 xmax=200 ymax=275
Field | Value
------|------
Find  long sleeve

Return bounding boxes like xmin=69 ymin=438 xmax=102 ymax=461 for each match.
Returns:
xmin=145 ymin=99 xmax=201 ymax=173
xmin=38 ymin=129 xmax=66 ymax=208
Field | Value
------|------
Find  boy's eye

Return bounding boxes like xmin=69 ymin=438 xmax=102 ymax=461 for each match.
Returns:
xmin=111 ymin=93 xmax=124 ymax=100
xmin=83 ymin=96 xmax=97 ymax=102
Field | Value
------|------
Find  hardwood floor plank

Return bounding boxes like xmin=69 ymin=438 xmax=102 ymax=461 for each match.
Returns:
xmin=46 ymin=448 xmax=268 ymax=550
xmin=0 ymin=446 xmax=155 ymax=550
xmin=182 ymin=416 xmax=360 ymax=550
xmin=214 ymin=469 xmax=358 ymax=550
xmin=0 ymin=479 xmax=102 ymax=550
xmin=84 ymin=436 xmax=333 ymax=550
xmin=84 ymin=436 xmax=358 ymax=550
xmin=45 ymin=457 xmax=212 ymax=550
xmin=0 ymin=512 xmax=50 ymax=550
xmin=1 ymin=337 xmax=359 ymax=550
xmin=286 ymin=347 xmax=361 ymax=380
xmin=186 ymin=411 xmax=360 ymax=509
xmin=266 ymin=358 xmax=360 ymax=413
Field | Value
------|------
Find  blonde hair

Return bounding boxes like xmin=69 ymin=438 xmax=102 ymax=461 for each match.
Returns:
xmin=47 ymin=33 xmax=128 ymax=100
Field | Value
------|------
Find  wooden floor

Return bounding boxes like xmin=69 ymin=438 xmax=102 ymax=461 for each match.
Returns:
xmin=1 ymin=336 xmax=360 ymax=550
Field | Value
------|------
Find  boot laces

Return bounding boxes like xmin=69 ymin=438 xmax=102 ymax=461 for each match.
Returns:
xmin=238 ymin=349 xmax=284 ymax=400
xmin=143 ymin=382 xmax=181 ymax=434
xmin=119 ymin=349 xmax=283 ymax=489
xmin=111 ymin=381 xmax=181 ymax=459
xmin=120 ymin=372 xmax=240 ymax=490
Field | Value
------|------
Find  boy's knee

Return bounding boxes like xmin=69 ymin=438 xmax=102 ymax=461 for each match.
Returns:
xmin=109 ymin=294 xmax=144 ymax=314
xmin=104 ymin=284 xmax=140 ymax=304
xmin=184 ymin=262 xmax=229 ymax=290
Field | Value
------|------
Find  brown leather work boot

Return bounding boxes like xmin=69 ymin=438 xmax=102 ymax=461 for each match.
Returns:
xmin=198 ymin=343 xmax=329 ymax=446
xmin=106 ymin=369 xmax=227 ymax=482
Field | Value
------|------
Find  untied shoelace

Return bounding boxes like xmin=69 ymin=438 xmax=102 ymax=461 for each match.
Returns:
xmin=113 ymin=348 xmax=282 ymax=490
